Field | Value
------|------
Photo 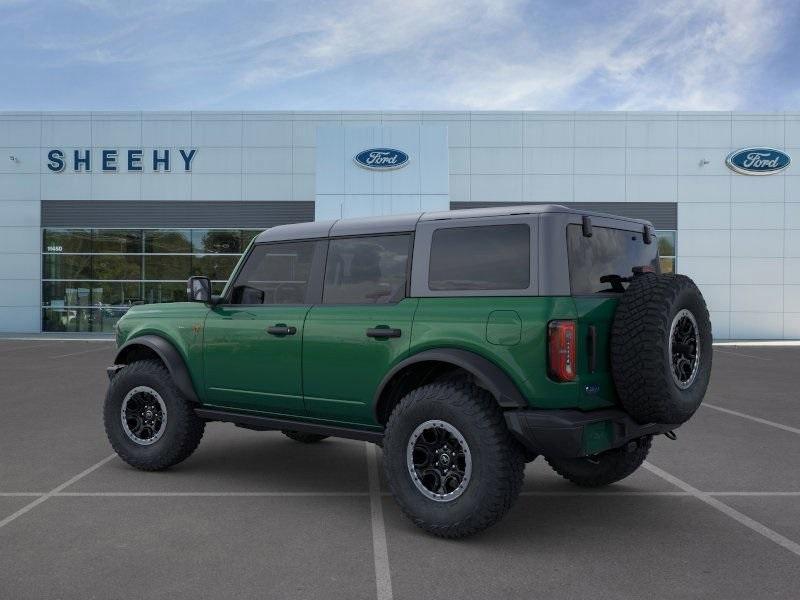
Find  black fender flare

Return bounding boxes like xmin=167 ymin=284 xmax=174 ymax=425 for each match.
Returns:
xmin=373 ymin=348 xmax=528 ymax=420
xmin=113 ymin=335 xmax=200 ymax=403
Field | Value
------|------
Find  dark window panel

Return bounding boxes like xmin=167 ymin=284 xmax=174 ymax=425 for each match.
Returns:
xmin=144 ymin=255 xmax=192 ymax=280
xmin=144 ymin=230 xmax=192 ymax=253
xmin=42 ymin=307 xmax=126 ymax=333
xmin=567 ymin=225 xmax=660 ymax=294
xmin=323 ymin=235 xmax=409 ymax=305
xmin=43 ymin=229 xmax=92 ymax=253
xmin=192 ymin=229 xmax=242 ymax=254
xmin=144 ymin=282 xmax=187 ymax=304
xmin=93 ymin=229 xmax=142 ymax=253
xmin=43 ymin=281 xmax=142 ymax=307
xmin=241 ymin=230 xmax=260 ymax=248
xmin=230 ymin=241 xmax=316 ymax=305
xmin=659 ymin=257 xmax=676 ymax=274
xmin=43 ymin=254 xmax=92 ymax=279
xmin=656 ymin=230 xmax=676 ymax=257
xmin=429 ymin=225 xmax=530 ymax=291
xmin=192 ymin=255 xmax=239 ymax=281
xmin=92 ymin=255 xmax=142 ymax=280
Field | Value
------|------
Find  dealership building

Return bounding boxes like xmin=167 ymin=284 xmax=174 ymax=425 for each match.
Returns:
xmin=0 ymin=110 xmax=798 ymax=339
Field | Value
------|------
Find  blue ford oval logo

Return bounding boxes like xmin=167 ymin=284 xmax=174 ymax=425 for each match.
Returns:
xmin=354 ymin=148 xmax=409 ymax=170
xmin=726 ymin=147 xmax=790 ymax=175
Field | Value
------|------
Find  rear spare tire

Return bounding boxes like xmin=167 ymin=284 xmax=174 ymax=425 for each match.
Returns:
xmin=610 ymin=273 xmax=712 ymax=425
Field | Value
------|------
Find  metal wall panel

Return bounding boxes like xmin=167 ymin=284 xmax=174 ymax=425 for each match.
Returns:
xmin=42 ymin=201 xmax=314 ymax=228
xmin=450 ymin=201 xmax=677 ymax=230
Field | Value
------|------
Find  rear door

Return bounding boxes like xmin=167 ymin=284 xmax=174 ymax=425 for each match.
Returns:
xmin=566 ymin=222 xmax=659 ymax=409
xmin=302 ymin=234 xmax=416 ymax=426
xmin=203 ymin=240 xmax=324 ymax=416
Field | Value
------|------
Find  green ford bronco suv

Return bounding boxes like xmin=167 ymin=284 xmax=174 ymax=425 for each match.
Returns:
xmin=104 ymin=204 xmax=712 ymax=538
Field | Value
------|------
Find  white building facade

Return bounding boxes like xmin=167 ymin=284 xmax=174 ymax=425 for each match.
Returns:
xmin=0 ymin=110 xmax=798 ymax=339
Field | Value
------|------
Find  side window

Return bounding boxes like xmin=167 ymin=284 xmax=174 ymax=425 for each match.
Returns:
xmin=428 ymin=224 xmax=530 ymax=291
xmin=323 ymin=235 xmax=410 ymax=304
xmin=229 ymin=241 xmax=316 ymax=305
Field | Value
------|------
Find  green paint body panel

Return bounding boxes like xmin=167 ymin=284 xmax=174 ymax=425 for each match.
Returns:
xmin=113 ymin=294 xmax=624 ymax=453
xmin=301 ymin=298 xmax=418 ymax=426
xmin=410 ymin=297 xmax=579 ymax=410
xmin=203 ymin=305 xmax=310 ymax=416
xmin=114 ymin=302 xmax=211 ymax=402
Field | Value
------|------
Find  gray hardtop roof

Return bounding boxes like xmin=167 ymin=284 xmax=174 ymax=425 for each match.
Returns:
xmin=254 ymin=204 xmax=651 ymax=244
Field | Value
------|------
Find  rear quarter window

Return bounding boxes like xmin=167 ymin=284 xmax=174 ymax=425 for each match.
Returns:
xmin=428 ymin=224 xmax=530 ymax=291
xmin=567 ymin=224 xmax=659 ymax=294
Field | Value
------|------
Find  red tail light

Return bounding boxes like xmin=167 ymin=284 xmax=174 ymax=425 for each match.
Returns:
xmin=548 ymin=320 xmax=576 ymax=382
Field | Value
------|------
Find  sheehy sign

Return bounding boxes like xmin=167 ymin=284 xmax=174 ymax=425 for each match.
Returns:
xmin=46 ymin=149 xmax=197 ymax=172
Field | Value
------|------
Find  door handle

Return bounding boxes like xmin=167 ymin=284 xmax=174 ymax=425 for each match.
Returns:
xmin=366 ymin=327 xmax=402 ymax=339
xmin=266 ymin=324 xmax=297 ymax=336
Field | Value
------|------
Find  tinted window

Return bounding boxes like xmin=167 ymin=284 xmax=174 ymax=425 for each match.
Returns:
xmin=428 ymin=225 xmax=530 ymax=291
xmin=230 ymin=241 xmax=316 ymax=305
xmin=567 ymin=224 xmax=659 ymax=294
xmin=323 ymin=235 xmax=410 ymax=304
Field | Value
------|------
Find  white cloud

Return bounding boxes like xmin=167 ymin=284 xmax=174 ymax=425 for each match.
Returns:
xmin=1 ymin=0 xmax=790 ymax=110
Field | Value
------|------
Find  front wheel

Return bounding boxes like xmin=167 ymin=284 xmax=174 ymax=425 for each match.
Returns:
xmin=103 ymin=359 xmax=205 ymax=471
xmin=383 ymin=378 xmax=524 ymax=538
xmin=545 ymin=435 xmax=652 ymax=487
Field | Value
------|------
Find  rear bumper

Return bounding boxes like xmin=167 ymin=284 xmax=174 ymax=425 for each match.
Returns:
xmin=504 ymin=408 xmax=676 ymax=458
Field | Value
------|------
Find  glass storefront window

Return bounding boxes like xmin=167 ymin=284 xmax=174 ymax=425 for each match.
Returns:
xmin=144 ymin=255 xmax=192 ymax=280
xmin=192 ymin=255 xmax=240 ymax=280
xmin=93 ymin=230 xmax=143 ymax=253
xmin=43 ymin=228 xmax=92 ymax=253
xmin=42 ymin=227 xmax=261 ymax=331
xmin=241 ymin=230 xmax=260 ymax=248
xmin=144 ymin=230 xmax=192 ymax=253
xmin=43 ymin=254 xmax=93 ymax=279
xmin=144 ymin=282 xmax=187 ymax=304
xmin=655 ymin=230 xmax=676 ymax=274
xmin=192 ymin=229 xmax=242 ymax=254
xmin=43 ymin=281 xmax=143 ymax=307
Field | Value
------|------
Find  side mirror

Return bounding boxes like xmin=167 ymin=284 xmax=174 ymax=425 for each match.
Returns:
xmin=187 ymin=276 xmax=212 ymax=303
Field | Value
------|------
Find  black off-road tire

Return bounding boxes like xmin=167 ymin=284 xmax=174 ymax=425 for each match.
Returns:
xmin=545 ymin=435 xmax=652 ymax=487
xmin=104 ymin=359 xmax=205 ymax=471
xmin=611 ymin=273 xmax=712 ymax=425
xmin=383 ymin=378 xmax=524 ymax=538
xmin=281 ymin=430 xmax=329 ymax=443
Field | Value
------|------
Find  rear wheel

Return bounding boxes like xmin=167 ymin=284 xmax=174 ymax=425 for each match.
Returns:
xmin=103 ymin=359 xmax=205 ymax=471
xmin=383 ymin=378 xmax=524 ymax=538
xmin=545 ymin=435 xmax=652 ymax=487
xmin=281 ymin=430 xmax=329 ymax=444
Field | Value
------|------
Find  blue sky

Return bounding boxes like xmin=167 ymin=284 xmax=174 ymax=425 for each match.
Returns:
xmin=1 ymin=0 xmax=798 ymax=111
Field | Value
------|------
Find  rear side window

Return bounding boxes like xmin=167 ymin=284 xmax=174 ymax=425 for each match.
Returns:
xmin=323 ymin=235 xmax=410 ymax=304
xmin=229 ymin=241 xmax=316 ymax=305
xmin=428 ymin=224 xmax=530 ymax=291
xmin=567 ymin=224 xmax=659 ymax=294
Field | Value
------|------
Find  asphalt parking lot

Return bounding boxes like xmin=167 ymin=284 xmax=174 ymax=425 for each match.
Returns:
xmin=1 ymin=339 xmax=799 ymax=599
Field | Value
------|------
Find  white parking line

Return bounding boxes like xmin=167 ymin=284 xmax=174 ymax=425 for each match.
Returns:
xmin=54 ymin=491 xmax=370 ymax=497
xmin=714 ymin=341 xmax=800 ymax=347
xmin=366 ymin=443 xmax=393 ymax=600
xmin=0 ymin=337 xmax=112 ymax=342
xmin=0 ymin=454 xmax=115 ymax=530
xmin=48 ymin=345 xmax=115 ymax=359
xmin=702 ymin=403 xmax=800 ymax=436
xmin=644 ymin=462 xmax=800 ymax=558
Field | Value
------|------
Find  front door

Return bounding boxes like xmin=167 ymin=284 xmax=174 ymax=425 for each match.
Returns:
xmin=302 ymin=233 xmax=416 ymax=426
xmin=204 ymin=239 xmax=323 ymax=416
